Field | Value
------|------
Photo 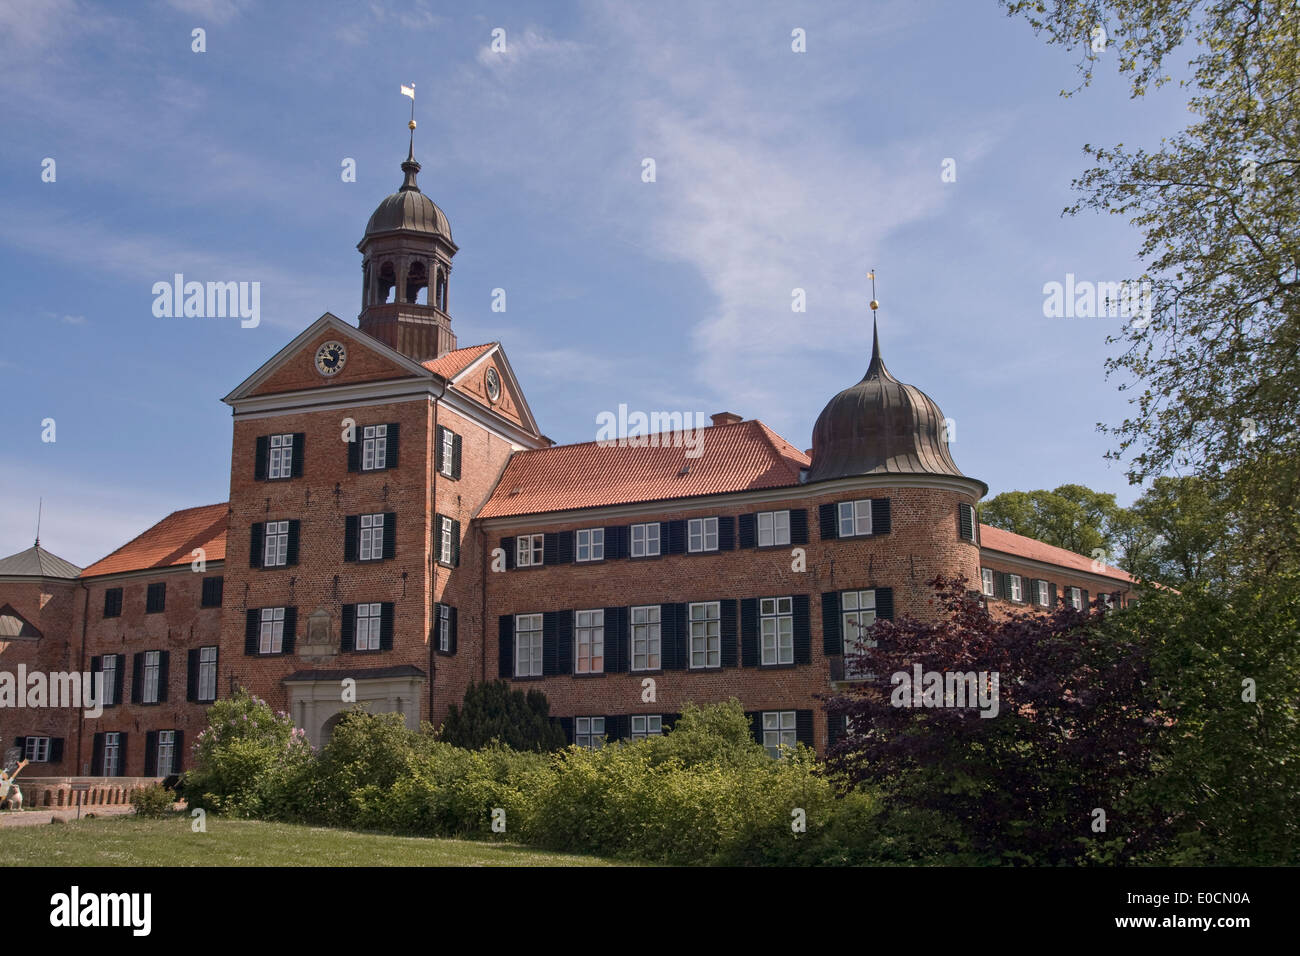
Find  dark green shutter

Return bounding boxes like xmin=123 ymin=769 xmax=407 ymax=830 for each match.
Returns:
xmin=666 ymin=520 xmax=686 ymax=554
xmin=451 ymin=519 xmax=461 ymax=567
xmin=91 ymin=733 xmax=105 ymax=775
xmin=383 ymin=512 xmax=397 ymax=560
xmin=795 ymin=710 xmax=814 ymax=747
xmin=959 ymin=504 xmax=974 ymax=542
xmin=872 ymin=498 xmax=891 ymax=534
xmin=286 ymin=520 xmax=300 ymax=565
xmin=604 ymin=606 xmax=628 ymax=673
xmin=790 ymin=509 xmax=809 ymax=545
xmin=347 ymin=432 xmax=361 ymax=471
xmin=254 ymin=436 xmax=269 ymax=480
xmin=157 ymin=651 xmax=169 ymax=702
xmin=113 ymin=656 xmax=125 ymax=705
xmin=875 ymin=587 xmax=894 ymax=621
xmin=50 ymin=738 xmax=64 ymax=764
xmin=344 ymin=515 xmax=359 ymax=561
xmin=115 ymin=733 xmax=128 ymax=776
xmin=819 ymin=504 xmax=837 ymax=540
xmin=720 ymin=599 xmax=738 ymax=667
xmin=792 ymin=594 xmax=811 ymax=664
xmin=556 ymin=611 xmax=573 ymax=675
xmin=291 ymin=433 xmax=305 ymax=477
xmin=543 ymin=533 xmax=559 ymax=565
xmin=499 ymin=615 xmax=514 ymax=678
xmin=542 ymin=612 xmax=559 ymax=675
xmin=738 ymin=513 xmax=756 ymax=548
xmin=747 ymin=711 xmax=764 ymax=746
xmin=282 ymin=607 xmax=297 ymax=654
xmin=740 ymin=598 xmax=759 ymax=666
xmin=250 ymin=522 xmax=264 ymax=568
xmin=131 ymin=653 xmax=143 ymax=704
xmin=186 ymin=649 xmax=199 ymax=701
xmin=380 ymin=603 xmax=394 ymax=650
xmin=340 ymin=604 xmax=355 ymax=652
xmin=145 ymin=731 xmax=158 ymax=776
xmin=386 ymin=422 xmax=399 ymax=468
xmin=449 ymin=607 xmax=458 ymax=654
xmin=822 ymin=592 xmax=842 ymax=654
xmin=435 ymin=426 xmax=445 ymax=473
xmin=451 ymin=432 xmax=462 ymax=479
xmin=500 ymin=537 xmax=516 ymax=570
xmin=718 ymin=516 xmax=736 ymax=551
xmin=1049 ymin=583 xmax=1058 ymax=606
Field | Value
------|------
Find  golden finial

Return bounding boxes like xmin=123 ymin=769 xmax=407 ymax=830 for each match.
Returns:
xmin=868 ymin=269 xmax=879 ymax=314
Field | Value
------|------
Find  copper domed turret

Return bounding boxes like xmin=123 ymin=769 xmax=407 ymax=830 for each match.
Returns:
xmin=807 ymin=320 xmax=979 ymax=486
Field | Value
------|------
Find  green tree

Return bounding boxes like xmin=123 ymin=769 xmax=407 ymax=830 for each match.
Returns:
xmin=1003 ymin=0 xmax=1300 ymax=578
xmin=439 ymin=680 xmax=567 ymax=752
xmin=979 ymin=483 xmax=1122 ymax=558
xmin=1126 ymin=474 xmax=1234 ymax=586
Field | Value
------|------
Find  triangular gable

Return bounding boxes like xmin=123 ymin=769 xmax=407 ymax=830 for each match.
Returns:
xmin=223 ymin=313 xmax=434 ymax=404
xmin=447 ymin=343 xmax=541 ymax=436
xmin=0 ymin=604 xmax=41 ymax=641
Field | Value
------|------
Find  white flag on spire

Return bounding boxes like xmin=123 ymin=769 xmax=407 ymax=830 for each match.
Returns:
xmin=400 ymin=84 xmax=415 ymax=99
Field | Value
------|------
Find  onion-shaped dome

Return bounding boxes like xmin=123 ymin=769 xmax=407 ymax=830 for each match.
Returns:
xmin=807 ymin=321 xmax=974 ymax=484
xmin=363 ymin=146 xmax=452 ymax=242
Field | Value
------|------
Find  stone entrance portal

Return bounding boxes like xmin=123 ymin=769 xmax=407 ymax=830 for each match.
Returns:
xmin=282 ymin=665 xmax=426 ymax=746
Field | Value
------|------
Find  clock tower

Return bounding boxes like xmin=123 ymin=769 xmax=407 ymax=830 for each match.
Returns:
xmin=357 ymin=136 xmax=458 ymax=362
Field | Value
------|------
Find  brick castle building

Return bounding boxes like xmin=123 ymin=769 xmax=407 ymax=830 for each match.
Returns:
xmin=0 ymin=140 xmax=1138 ymax=778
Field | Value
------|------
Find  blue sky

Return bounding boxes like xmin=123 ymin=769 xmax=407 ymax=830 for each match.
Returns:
xmin=0 ymin=0 xmax=1192 ymax=567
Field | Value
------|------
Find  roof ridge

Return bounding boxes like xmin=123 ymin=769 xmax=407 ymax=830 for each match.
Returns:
xmin=509 ymin=416 xmax=759 ymax=458
xmin=753 ymin=420 xmax=810 ymax=465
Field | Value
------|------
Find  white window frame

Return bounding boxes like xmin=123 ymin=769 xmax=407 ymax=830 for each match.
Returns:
xmin=1102 ymin=592 xmax=1115 ymax=609
xmin=576 ymin=528 xmax=605 ymax=563
xmin=630 ymin=715 xmax=662 ymax=741
xmin=575 ymin=716 xmax=606 ymax=750
xmin=1009 ymin=574 xmax=1023 ymax=602
xmin=1069 ymin=587 xmax=1083 ymax=611
xmin=103 ymin=732 xmax=121 ymax=776
xmin=355 ymin=602 xmax=382 ymax=651
xmin=688 ymin=601 xmax=721 ymax=669
xmin=762 ymin=711 xmax=796 ymax=759
xmin=264 ymin=519 xmax=289 ymax=568
xmin=100 ymin=654 xmax=118 ymax=706
xmin=688 ymin=517 xmax=719 ymax=553
xmin=439 ymin=427 xmax=455 ymax=477
xmin=841 ymin=589 xmax=877 ymax=679
xmin=757 ymin=510 xmax=791 ymax=547
xmin=24 ymin=736 xmax=50 ymax=762
xmin=631 ymin=522 xmax=660 ymax=557
xmin=259 ymin=607 xmax=286 ymax=654
xmin=515 ymin=613 xmax=543 ymax=677
xmin=516 ymin=533 xmax=543 ymax=567
xmin=268 ymin=433 xmax=294 ymax=480
xmin=142 ymin=649 xmax=161 ymax=704
xmin=760 ymin=596 xmax=794 ymax=665
xmin=981 ymin=568 xmax=995 ymax=597
xmin=575 ymin=609 xmax=605 ymax=674
xmin=630 ymin=605 xmax=661 ymax=671
xmin=438 ymin=604 xmax=452 ymax=653
xmin=359 ymin=512 xmax=385 ymax=562
xmin=157 ymin=730 xmax=176 ymax=777
xmin=362 ymin=423 xmax=388 ymax=471
xmin=1036 ymin=580 xmax=1050 ymax=606
xmin=198 ymin=646 xmax=217 ymax=702
xmin=439 ymin=516 xmax=454 ymax=565
xmin=838 ymin=499 xmax=873 ymax=538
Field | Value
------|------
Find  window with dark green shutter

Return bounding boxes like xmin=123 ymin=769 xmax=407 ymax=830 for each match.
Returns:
xmin=201 ymin=576 xmax=223 ymax=608
xmin=958 ymin=503 xmax=976 ymax=543
xmin=103 ymin=587 xmax=123 ymax=618
xmin=145 ymin=582 xmax=165 ymax=613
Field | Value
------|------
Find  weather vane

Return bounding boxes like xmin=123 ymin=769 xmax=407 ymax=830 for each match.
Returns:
xmin=868 ymin=269 xmax=879 ymax=317
xmin=401 ymin=82 xmax=416 ymax=150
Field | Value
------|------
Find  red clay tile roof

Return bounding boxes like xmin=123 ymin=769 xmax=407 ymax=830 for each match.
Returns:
xmin=421 ymin=343 xmax=494 ymax=380
xmin=979 ymin=523 xmax=1136 ymax=584
xmin=479 ymin=419 xmax=810 ymax=518
xmin=80 ymin=503 xmax=228 ymax=578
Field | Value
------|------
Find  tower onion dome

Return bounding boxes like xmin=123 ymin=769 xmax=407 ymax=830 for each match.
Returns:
xmin=806 ymin=321 xmax=976 ymax=484
xmin=363 ymin=143 xmax=452 ymax=242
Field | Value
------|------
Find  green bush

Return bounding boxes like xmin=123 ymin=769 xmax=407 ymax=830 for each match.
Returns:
xmin=180 ymin=690 xmax=314 ymax=818
xmin=439 ymin=680 xmax=567 ymax=751
xmin=129 ymin=783 xmax=177 ymax=818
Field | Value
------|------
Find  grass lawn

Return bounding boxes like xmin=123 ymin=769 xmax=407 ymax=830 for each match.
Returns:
xmin=6 ymin=815 xmax=628 ymax=867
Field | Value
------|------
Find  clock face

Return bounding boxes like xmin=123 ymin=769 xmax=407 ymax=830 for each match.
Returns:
xmin=485 ymin=366 xmax=501 ymax=401
xmin=315 ymin=341 xmax=347 ymax=377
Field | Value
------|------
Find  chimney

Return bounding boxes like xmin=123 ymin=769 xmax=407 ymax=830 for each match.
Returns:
xmin=804 ymin=448 xmax=813 ymax=458
xmin=710 ymin=411 xmax=743 ymax=427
